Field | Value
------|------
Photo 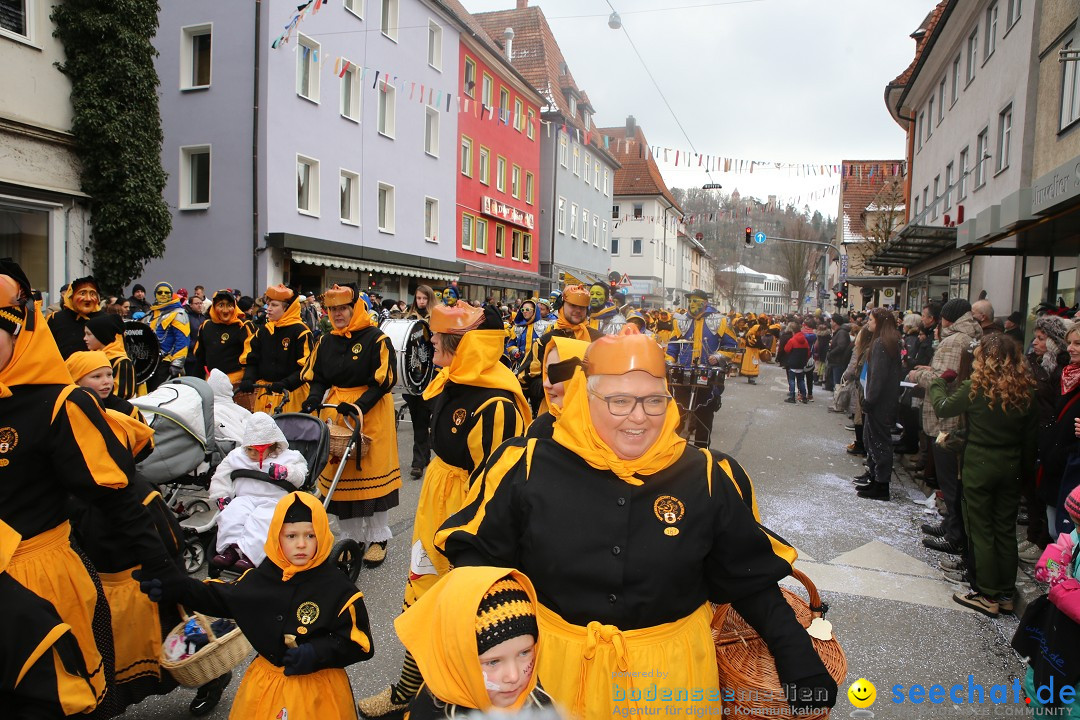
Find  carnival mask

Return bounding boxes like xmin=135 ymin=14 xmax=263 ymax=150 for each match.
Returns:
xmin=589 ymin=285 xmax=607 ymax=312
xmin=73 ymin=287 xmax=99 ymax=314
xmin=688 ymin=296 xmax=706 ymax=317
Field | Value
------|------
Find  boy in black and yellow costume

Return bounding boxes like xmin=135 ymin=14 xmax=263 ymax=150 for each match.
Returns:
xmin=437 ymin=332 xmax=836 ymax=719
xmin=301 ymin=285 xmax=400 ymax=567
xmin=0 ymin=259 xmax=179 ymax=717
xmin=84 ymin=313 xmax=137 ymax=399
xmin=194 ymin=289 xmax=250 ymax=385
xmin=239 ymin=284 xmax=312 ymax=414
xmin=139 ymin=492 xmax=374 ymax=719
xmin=397 ymin=567 xmax=556 ymax=718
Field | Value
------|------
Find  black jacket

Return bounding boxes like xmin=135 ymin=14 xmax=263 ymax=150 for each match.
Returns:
xmin=862 ymin=338 xmax=903 ymax=421
xmin=825 ymin=325 xmax=851 ymax=367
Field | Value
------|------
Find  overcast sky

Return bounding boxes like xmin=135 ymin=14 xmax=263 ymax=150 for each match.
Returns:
xmin=460 ymin=0 xmax=932 ymax=219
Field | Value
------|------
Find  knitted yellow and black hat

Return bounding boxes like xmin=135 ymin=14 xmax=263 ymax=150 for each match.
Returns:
xmin=475 ymin=577 xmax=538 ymax=655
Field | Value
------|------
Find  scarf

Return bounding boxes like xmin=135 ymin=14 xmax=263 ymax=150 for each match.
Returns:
xmin=0 ymin=303 xmax=74 ymax=398
xmin=395 ymin=567 xmax=541 ymax=712
xmin=423 ymin=330 xmax=532 ymax=423
xmin=554 ymin=307 xmax=591 ymax=342
xmin=208 ymin=303 xmax=244 ymax=326
xmin=65 ymin=351 xmax=110 ymax=383
xmin=1062 ymin=363 xmax=1080 ymax=396
xmin=551 ymin=372 xmax=685 ymax=486
xmin=265 ymin=297 xmax=304 ymax=336
xmin=263 ymin=493 xmax=335 ymax=583
xmin=330 ymin=300 xmax=373 ymax=338
xmin=543 ymin=336 xmax=590 ymax=418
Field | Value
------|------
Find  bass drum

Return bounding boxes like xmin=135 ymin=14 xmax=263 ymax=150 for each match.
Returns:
xmin=123 ymin=320 xmax=161 ymax=384
xmin=380 ymin=318 xmax=435 ymax=395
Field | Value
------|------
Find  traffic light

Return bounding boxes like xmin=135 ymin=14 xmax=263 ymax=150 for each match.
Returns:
xmin=744 ymin=226 xmax=753 ymax=247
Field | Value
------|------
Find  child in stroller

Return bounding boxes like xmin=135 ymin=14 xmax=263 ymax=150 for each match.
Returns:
xmin=210 ymin=412 xmax=308 ymax=571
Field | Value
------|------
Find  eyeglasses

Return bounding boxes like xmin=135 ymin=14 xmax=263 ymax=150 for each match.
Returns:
xmin=588 ymin=391 xmax=671 ymax=416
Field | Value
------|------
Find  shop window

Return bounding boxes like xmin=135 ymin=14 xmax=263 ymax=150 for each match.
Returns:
xmin=0 ymin=203 xmax=48 ymax=291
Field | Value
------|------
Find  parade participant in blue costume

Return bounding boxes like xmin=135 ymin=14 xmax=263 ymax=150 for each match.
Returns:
xmin=442 ymin=286 xmax=461 ymax=307
xmin=150 ymin=281 xmax=191 ymax=380
xmin=666 ymin=290 xmax=730 ymax=447
xmin=508 ymin=300 xmax=540 ymax=367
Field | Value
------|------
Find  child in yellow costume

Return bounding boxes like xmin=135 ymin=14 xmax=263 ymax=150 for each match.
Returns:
xmin=138 ymin=493 xmax=374 ymax=719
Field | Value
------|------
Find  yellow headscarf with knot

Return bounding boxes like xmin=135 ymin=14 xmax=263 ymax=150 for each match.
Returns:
xmin=263 ymin=493 xmax=334 ymax=583
xmin=395 ymin=567 xmax=541 ymax=712
xmin=551 ymin=370 xmax=685 ymax=486
xmin=327 ymin=286 xmax=373 ymax=337
xmin=423 ymin=329 xmax=532 ymax=424
xmin=543 ymin=336 xmax=589 ymax=418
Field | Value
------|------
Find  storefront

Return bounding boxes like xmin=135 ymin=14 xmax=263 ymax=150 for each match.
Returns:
xmin=457 ymin=260 xmax=542 ymax=303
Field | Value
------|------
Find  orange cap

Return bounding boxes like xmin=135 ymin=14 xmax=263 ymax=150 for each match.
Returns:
xmin=322 ymin=284 xmax=355 ymax=308
xmin=430 ymin=303 xmax=484 ymax=335
xmin=264 ymin=284 xmax=295 ymax=302
xmin=0 ymin=275 xmax=20 ymax=306
xmin=563 ymin=284 xmax=590 ymax=306
xmin=584 ymin=333 xmax=667 ymax=378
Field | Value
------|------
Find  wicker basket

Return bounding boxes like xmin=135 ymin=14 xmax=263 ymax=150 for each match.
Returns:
xmin=233 ymin=390 xmax=256 ymax=413
xmin=712 ymin=567 xmax=847 ymax=718
xmin=160 ymin=612 xmax=252 ymax=688
xmin=328 ymin=408 xmax=371 ymax=461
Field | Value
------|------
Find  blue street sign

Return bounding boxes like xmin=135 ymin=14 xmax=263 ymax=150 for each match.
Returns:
xmin=754 ymin=231 xmax=766 ymax=244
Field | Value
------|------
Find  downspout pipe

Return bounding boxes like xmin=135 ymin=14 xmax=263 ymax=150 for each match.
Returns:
xmin=252 ymin=0 xmax=262 ymax=295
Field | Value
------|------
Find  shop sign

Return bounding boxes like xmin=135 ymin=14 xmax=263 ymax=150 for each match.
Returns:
xmin=481 ymin=196 xmax=535 ymax=229
xmin=1032 ymin=156 xmax=1080 ymax=215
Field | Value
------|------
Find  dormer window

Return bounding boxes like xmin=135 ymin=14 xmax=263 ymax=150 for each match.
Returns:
xmin=582 ymin=111 xmax=590 ymax=130
xmin=569 ymin=96 xmax=577 ymax=118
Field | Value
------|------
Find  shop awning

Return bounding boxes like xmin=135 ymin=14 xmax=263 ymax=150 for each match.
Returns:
xmin=843 ymin=274 xmax=906 ymax=288
xmin=866 ymin=223 xmax=957 ymax=268
xmin=290 ymin=251 xmax=459 ymax=284
xmin=459 ymin=261 xmax=542 ymax=291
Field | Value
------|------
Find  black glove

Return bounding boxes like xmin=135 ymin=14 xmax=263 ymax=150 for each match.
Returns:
xmin=785 ymin=671 xmax=837 ymax=714
xmin=237 ymin=379 xmax=255 ymax=393
xmin=132 ymin=564 xmax=189 ymax=604
xmin=169 ymin=363 xmax=184 ymax=379
xmin=336 ymin=402 xmax=359 ymax=418
xmin=269 ymin=381 xmax=289 ymax=394
xmin=300 ymin=399 xmax=320 ymax=414
xmin=282 ymin=643 xmax=318 ymax=676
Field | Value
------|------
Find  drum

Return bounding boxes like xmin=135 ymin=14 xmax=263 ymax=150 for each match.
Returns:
xmin=689 ymin=364 xmax=727 ymax=388
xmin=666 ymin=365 xmax=690 ymax=387
xmin=380 ymin=318 xmax=435 ymax=395
xmin=124 ymin=319 xmax=161 ymax=384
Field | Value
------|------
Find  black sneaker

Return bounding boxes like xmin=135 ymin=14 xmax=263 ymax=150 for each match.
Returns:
xmin=190 ymin=671 xmax=232 ymax=716
xmin=923 ymin=537 xmax=964 ymax=555
xmin=856 ymin=481 xmax=890 ymax=500
xmin=921 ymin=522 xmax=946 ymax=537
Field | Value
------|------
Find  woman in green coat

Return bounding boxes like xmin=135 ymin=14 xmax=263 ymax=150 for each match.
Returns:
xmin=930 ymin=332 xmax=1038 ymax=618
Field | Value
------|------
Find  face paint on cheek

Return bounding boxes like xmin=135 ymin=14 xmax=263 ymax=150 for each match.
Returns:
xmin=483 ymin=671 xmax=503 ymax=692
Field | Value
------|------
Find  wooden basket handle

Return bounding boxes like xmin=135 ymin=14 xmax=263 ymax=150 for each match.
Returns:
xmin=790 ymin=567 xmax=827 ymax=619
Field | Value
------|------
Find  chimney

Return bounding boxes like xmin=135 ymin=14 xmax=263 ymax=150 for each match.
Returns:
xmin=503 ymin=27 xmax=514 ymax=61
xmin=626 ymin=115 xmax=636 ymax=136
xmin=516 ymin=0 xmax=528 ymax=8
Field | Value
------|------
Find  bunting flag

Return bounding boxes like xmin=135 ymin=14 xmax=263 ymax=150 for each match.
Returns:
xmin=270 ymin=0 xmax=327 ymax=49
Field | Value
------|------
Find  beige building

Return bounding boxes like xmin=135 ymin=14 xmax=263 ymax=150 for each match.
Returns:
xmin=0 ymin=0 xmax=91 ymax=300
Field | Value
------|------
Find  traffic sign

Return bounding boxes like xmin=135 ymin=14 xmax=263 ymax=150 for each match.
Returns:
xmin=619 ymin=273 xmax=632 ymax=287
xmin=754 ymin=231 xmax=766 ymax=244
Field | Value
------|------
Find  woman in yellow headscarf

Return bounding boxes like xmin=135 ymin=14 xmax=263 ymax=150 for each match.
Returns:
xmin=301 ymin=285 xmax=400 ymax=568
xmin=358 ymin=303 xmax=530 ymax=719
xmin=436 ymin=332 xmax=836 ymax=719
xmin=526 ymin=335 xmax=590 ymax=440
xmin=239 ymin=285 xmax=312 ymax=414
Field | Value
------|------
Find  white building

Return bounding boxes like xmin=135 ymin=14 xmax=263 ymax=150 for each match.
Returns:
xmin=716 ymin=264 xmax=789 ymax=315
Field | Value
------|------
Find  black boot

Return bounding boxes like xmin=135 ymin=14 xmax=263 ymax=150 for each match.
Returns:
xmin=190 ymin=671 xmax=232 ymax=716
xmin=856 ymin=481 xmax=890 ymax=501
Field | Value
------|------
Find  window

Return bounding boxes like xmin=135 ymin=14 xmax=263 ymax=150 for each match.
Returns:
xmin=380 ymin=0 xmax=398 ymax=40
xmin=582 ymin=210 xmax=589 ymax=242
xmin=513 ymin=99 xmax=523 ymax=132
xmin=912 ymin=195 xmax=919 ymax=218
xmin=612 ymin=204 xmax=620 ymax=219
xmin=570 ymin=204 xmax=578 ymax=238
xmin=344 ymin=0 xmax=363 ymax=19
xmin=527 ymin=109 xmax=535 ymax=139
xmin=557 ymin=198 xmax=566 ymax=233
xmin=482 ymin=74 xmax=493 ymax=109
xmin=511 ymin=230 xmax=523 ymax=260
xmin=569 ymin=96 xmax=577 ymax=118
xmin=463 ymin=57 xmax=476 ymax=97
xmin=966 ymin=27 xmax=978 ymax=84
xmin=632 ymin=237 xmax=643 ymax=255
xmin=601 ymin=221 xmax=608 ymax=251
xmin=633 ymin=203 xmax=643 ymax=219
xmin=340 ymin=61 xmax=361 ymax=120
xmin=475 ymin=218 xmax=488 ymax=254
xmin=296 ymin=34 xmax=320 ymax=101
xmin=985 ymin=3 xmax=998 ymax=58
xmin=522 ymin=233 xmax=532 ymax=262
xmin=932 ymin=176 xmax=940 ymax=219
xmin=583 ymin=154 xmax=590 ymax=186
xmin=917 ymin=112 xmax=924 ymax=150
xmin=478 ymin=147 xmax=490 ymax=184
xmin=425 ymin=106 xmax=439 ymax=157
xmin=525 ymin=172 xmax=534 ymax=205
xmin=511 ymin=166 xmax=521 ymax=198
xmin=976 ymin=128 xmax=989 ymax=187
xmin=180 ymin=145 xmax=211 ymax=209
xmin=922 ymin=187 xmax=929 ymax=216
xmin=377 ymin=83 xmax=396 ymax=137
xmin=181 ymin=24 xmax=212 ymax=90
xmin=499 ymin=88 xmax=510 ymax=124
xmin=938 ymin=78 xmax=945 ymax=122
xmin=996 ymin=104 xmax=1011 ymax=172
xmin=340 ymin=169 xmax=359 ymax=225
xmin=559 ymin=135 xmax=568 ymax=167
xmin=951 ymin=55 xmax=961 ymax=104
xmin=573 ymin=145 xmax=580 ymax=176
xmin=593 ymin=216 xmax=599 ymax=247
xmin=604 ymin=169 xmax=610 ymax=196
xmin=959 ymin=147 xmax=969 ymax=199
xmin=424 ymin=197 xmax=438 ymax=242
xmin=594 ymin=162 xmax=600 ymax=190
xmin=427 ymin=20 xmax=442 ymax=70
xmin=611 ymin=236 xmax=620 ymax=255
xmin=0 ymin=0 xmax=30 ymax=38
xmin=296 ymin=155 xmax=319 ymax=216
xmin=377 ymin=183 xmax=395 ymax=232
xmin=496 ymin=156 xmax=506 ymax=193
xmin=460 ymin=137 xmax=472 ymax=176
xmin=582 ymin=110 xmax=590 ymax=131
xmin=1007 ymin=0 xmax=1021 ymax=27
xmin=1062 ymin=41 xmax=1080 ymax=129
xmin=495 ymin=225 xmax=505 ymax=257
xmin=461 ymin=214 xmax=474 ymax=250
xmin=927 ymin=98 xmax=934 ymax=137
xmin=945 ymin=162 xmax=954 ymax=211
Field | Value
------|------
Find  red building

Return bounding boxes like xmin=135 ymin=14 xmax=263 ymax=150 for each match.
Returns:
xmin=448 ymin=5 xmax=544 ymax=301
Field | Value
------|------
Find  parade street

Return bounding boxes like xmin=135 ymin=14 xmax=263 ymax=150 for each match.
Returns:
xmin=126 ymin=359 xmax=1028 ymax=720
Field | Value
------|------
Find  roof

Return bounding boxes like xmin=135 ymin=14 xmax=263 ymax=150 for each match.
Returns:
xmin=884 ymin=0 xmax=953 ymax=126
xmin=840 ymin=160 xmax=905 ymax=244
xmin=717 ymin=264 xmax=788 ymax=283
xmin=597 ymin=123 xmax=681 ymax=212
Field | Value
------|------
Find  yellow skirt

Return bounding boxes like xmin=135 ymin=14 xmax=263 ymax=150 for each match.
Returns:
xmin=403 ymin=457 xmax=469 ymax=609
xmin=7 ymin=522 xmax=107 ymax=710
xmin=98 ymin=567 xmax=163 ymax=686
xmin=317 ymin=387 xmax=401 ymax=503
xmin=740 ymin=347 xmax=762 ymax=377
xmin=255 ymin=384 xmax=310 ymax=415
xmin=537 ymin=603 xmax=719 ymax=720
xmin=231 ymin=654 xmax=358 ymax=719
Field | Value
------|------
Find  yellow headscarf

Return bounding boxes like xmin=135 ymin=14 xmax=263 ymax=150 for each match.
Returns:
xmin=265 ymin=296 xmax=304 ymax=335
xmin=424 ymin=330 xmax=532 ymax=423
xmin=263 ymin=492 xmax=334 ymax=583
xmin=65 ymin=350 xmax=110 ymax=383
xmin=551 ymin=371 xmax=686 ymax=486
xmin=0 ymin=303 xmax=75 ymax=398
xmin=330 ymin=293 xmax=372 ymax=338
xmin=395 ymin=567 xmax=541 ymax=712
xmin=554 ymin=307 xmax=592 ymax=342
xmin=542 ymin=336 xmax=590 ymax=418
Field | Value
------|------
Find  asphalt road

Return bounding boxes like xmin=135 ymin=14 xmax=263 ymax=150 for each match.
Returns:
xmin=124 ymin=361 xmax=1031 ymax=719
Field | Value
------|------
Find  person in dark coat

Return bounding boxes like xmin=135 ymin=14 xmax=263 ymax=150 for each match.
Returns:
xmin=857 ymin=308 xmax=903 ymax=501
xmin=127 ymin=283 xmax=151 ymax=316
xmin=825 ymin=314 xmax=852 ymax=391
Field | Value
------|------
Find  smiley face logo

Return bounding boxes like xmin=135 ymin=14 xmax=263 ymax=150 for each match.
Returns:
xmin=847 ymin=678 xmax=876 ymax=709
